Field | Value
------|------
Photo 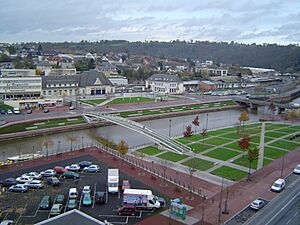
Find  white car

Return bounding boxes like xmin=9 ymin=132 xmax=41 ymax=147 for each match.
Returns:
xmin=271 ymin=178 xmax=285 ymax=192
xmin=65 ymin=164 xmax=81 ymax=172
xmin=16 ymin=175 xmax=33 ymax=183
xmin=22 ymin=172 xmax=42 ymax=180
xmin=41 ymin=169 xmax=56 ymax=177
xmin=24 ymin=180 xmax=44 ymax=189
xmin=250 ymin=199 xmax=265 ymax=210
xmin=293 ymin=164 xmax=300 ymax=174
xmin=82 ymin=186 xmax=91 ymax=195
xmin=83 ymin=165 xmax=100 ymax=173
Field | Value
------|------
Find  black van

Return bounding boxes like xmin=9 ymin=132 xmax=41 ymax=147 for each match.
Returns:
xmin=95 ymin=192 xmax=106 ymax=204
xmin=40 ymin=196 xmax=51 ymax=210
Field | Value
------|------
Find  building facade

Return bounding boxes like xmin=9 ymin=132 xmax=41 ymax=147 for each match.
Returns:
xmin=146 ymin=74 xmax=184 ymax=94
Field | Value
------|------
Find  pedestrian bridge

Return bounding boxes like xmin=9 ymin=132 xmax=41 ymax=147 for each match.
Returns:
xmin=85 ymin=112 xmax=191 ymax=154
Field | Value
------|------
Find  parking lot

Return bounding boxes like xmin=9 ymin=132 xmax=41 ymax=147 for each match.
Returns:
xmin=0 ymin=155 xmax=168 ymax=225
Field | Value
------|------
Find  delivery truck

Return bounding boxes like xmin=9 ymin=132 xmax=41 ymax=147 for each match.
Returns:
xmin=123 ymin=189 xmax=161 ymax=210
xmin=107 ymin=169 xmax=119 ymax=194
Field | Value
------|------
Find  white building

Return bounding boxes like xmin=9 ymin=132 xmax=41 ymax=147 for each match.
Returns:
xmin=146 ymin=74 xmax=184 ymax=94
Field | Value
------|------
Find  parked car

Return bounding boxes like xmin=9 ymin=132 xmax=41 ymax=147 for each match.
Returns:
xmin=69 ymin=188 xmax=78 ymax=199
xmin=83 ymin=193 xmax=92 ymax=206
xmin=83 ymin=165 xmax=100 ymax=173
xmin=39 ymin=196 xmax=51 ymax=210
xmin=50 ymin=203 xmax=63 ymax=216
xmin=55 ymin=194 xmax=65 ymax=204
xmin=95 ymin=192 xmax=106 ymax=204
xmin=53 ymin=166 xmax=68 ymax=174
xmin=82 ymin=186 xmax=91 ymax=195
xmin=78 ymin=161 xmax=92 ymax=168
xmin=65 ymin=164 xmax=81 ymax=172
xmin=16 ymin=176 xmax=33 ymax=183
xmin=155 ymin=196 xmax=166 ymax=207
xmin=62 ymin=171 xmax=79 ymax=180
xmin=271 ymin=178 xmax=286 ymax=192
xmin=67 ymin=199 xmax=77 ymax=210
xmin=7 ymin=110 xmax=13 ymax=115
xmin=250 ymin=199 xmax=265 ymax=210
xmin=0 ymin=178 xmax=17 ymax=187
xmin=69 ymin=106 xmax=75 ymax=110
xmin=24 ymin=180 xmax=44 ymax=189
xmin=122 ymin=180 xmax=131 ymax=191
xmin=47 ymin=177 xmax=60 ymax=186
xmin=43 ymin=109 xmax=49 ymax=113
xmin=293 ymin=164 xmax=300 ymax=174
xmin=41 ymin=169 xmax=56 ymax=177
xmin=0 ymin=220 xmax=14 ymax=225
xmin=23 ymin=172 xmax=42 ymax=180
xmin=0 ymin=109 xmax=6 ymax=114
xmin=26 ymin=109 xmax=32 ymax=114
xmin=8 ymin=184 xmax=28 ymax=193
xmin=117 ymin=204 xmax=137 ymax=216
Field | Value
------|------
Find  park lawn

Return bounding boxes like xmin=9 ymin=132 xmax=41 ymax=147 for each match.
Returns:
xmin=289 ymin=125 xmax=300 ymax=130
xmin=182 ymin=158 xmax=215 ymax=171
xmin=269 ymin=140 xmax=300 ymax=151
xmin=265 ymin=132 xmax=286 ymax=138
xmin=0 ymin=104 xmax=14 ymax=111
xmin=188 ymin=143 xmax=213 ymax=153
xmin=243 ymin=123 xmax=261 ymax=129
xmin=156 ymin=152 xmax=188 ymax=162
xmin=176 ymin=135 xmax=202 ymax=143
xmin=232 ymin=156 xmax=273 ymax=169
xmin=207 ymin=130 xmax=228 ymax=136
xmin=223 ymin=142 xmax=243 ymax=151
xmin=266 ymin=123 xmax=289 ymax=130
xmin=204 ymin=137 xmax=231 ymax=146
xmin=250 ymin=135 xmax=274 ymax=144
xmin=242 ymin=128 xmax=262 ymax=135
xmin=137 ymin=146 xmax=163 ymax=156
xmin=276 ymin=127 xmax=299 ymax=134
xmin=264 ymin=147 xmax=287 ymax=159
xmin=108 ymin=97 xmax=154 ymax=105
xmin=220 ymin=132 xmax=243 ymax=140
xmin=210 ymin=166 xmax=248 ymax=181
xmin=204 ymin=148 xmax=240 ymax=161
xmin=81 ymin=98 xmax=106 ymax=106
xmin=0 ymin=117 xmax=86 ymax=135
xmin=220 ymin=127 xmax=237 ymax=132
xmin=284 ymin=136 xmax=300 ymax=143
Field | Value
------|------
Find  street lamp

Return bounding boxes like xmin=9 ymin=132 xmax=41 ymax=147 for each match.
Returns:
xmin=58 ymin=140 xmax=61 ymax=154
xmin=169 ymin=119 xmax=172 ymax=137
xmin=81 ymin=136 xmax=84 ymax=149
xmin=280 ymin=154 xmax=285 ymax=177
xmin=2 ymin=151 xmax=5 ymax=163
xmin=205 ymin=113 xmax=209 ymax=130
xmin=32 ymin=146 xmax=35 ymax=160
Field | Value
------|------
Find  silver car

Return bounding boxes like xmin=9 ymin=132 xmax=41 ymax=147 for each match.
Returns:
xmin=50 ymin=203 xmax=63 ymax=216
xmin=250 ymin=199 xmax=265 ymax=210
xmin=24 ymin=172 xmax=42 ymax=180
xmin=25 ymin=180 xmax=44 ymax=189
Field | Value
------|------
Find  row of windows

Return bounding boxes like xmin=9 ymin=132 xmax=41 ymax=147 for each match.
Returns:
xmin=46 ymin=83 xmax=78 ymax=87
xmin=0 ymin=85 xmax=41 ymax=89
xmin=0 ymin=80 xmax=41 ymax=83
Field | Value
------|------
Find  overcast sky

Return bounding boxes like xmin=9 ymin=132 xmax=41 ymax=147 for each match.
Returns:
xmin=1 ymin=0 xmax=300 ymax=44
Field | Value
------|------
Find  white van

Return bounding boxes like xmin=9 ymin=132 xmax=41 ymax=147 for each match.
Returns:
xmin=13 ymin=107 xmax=20 ymax=114
xmin=271 ymin=178 xmax=285 ymax=192
xmin=69 ymin=188 xmax=78 ymax=198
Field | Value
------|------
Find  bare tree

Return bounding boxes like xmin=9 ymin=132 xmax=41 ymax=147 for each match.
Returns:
xmin=159 ymin=159 xmax=172 ymax=186
xmin=65 ymin=135 xmax=79 ymax=152
xmin=186 ymin=154 xmax=197 ymax=199
xmin=42 ymin=138 xmax=54 ymax=158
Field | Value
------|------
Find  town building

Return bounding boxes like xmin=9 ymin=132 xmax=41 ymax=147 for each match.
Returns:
xmin=146 ymin=74 xmax=184 ymax=94
xmin=0 ymin=68 xmax=36 ymax=76
xmin=42 ymin=70 xmax=114 ymax=97
xmin=46 ymin=68 xmax=77 ymax=76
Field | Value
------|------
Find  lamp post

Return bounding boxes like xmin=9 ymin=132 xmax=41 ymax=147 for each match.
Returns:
xmin=81 ymin=136 xmax=84 ymax=149
xmin=168 ymin=119 xmax=172 ymax=137
xmin=58 ymin=140 xmax=61 ymax=154
xmin=2 ymin=151 xmax=5 ymax=163
xmin=206 ymin=113 xmax=209 ymax=130
xmin=280 ymin=153 xmax=285 ymax=177
xmin=32 ymin=146 xmax=35 ymax=160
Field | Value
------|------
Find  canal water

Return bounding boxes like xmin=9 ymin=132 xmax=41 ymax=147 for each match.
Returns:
xmin=0 ymin=109 xmax=260 ymax=160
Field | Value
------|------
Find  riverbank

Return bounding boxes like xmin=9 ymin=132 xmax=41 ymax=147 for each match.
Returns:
xmin=0 ymin=104 xmax=242 ymax=142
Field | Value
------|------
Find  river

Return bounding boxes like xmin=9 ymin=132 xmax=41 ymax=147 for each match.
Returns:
xmin=0 ymin=109 xmax=260 ymax=161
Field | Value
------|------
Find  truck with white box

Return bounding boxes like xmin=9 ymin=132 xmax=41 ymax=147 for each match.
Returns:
xmin=107 ymin=169 xmax=119 ymax=194
xmin=123 ymin=189 xmax=161 ymax=210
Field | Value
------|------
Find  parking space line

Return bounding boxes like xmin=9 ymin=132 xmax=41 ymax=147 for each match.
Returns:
xmin=92 ymin=183 xmax=97 ymax=208
xmin=78 ymin=194 xmax=83 ymax=210
xmin=106 ymin=186 xmax=108 ymax=204
xmin=64 ymin=196 xmax=70 ymax=213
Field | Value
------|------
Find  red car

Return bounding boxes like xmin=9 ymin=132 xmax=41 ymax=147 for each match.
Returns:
xmin=53 ymin=166 xmax=68 ymax=174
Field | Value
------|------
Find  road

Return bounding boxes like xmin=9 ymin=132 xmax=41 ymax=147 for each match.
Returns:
xmin=245 ymin=175 xmax=300 ymax=225
xmin=275 ymin=199 xmax=300 ymax=225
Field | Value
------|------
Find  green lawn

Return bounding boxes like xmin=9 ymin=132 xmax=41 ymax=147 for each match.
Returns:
xmin=250 ymin=136 xmax=274 ymax=144
xmin=204 ymin=137 xmax=231 ymax=146
xmin=108 ymin=97 xmax=154 ymax=105
xmin=156 ymin=152 xmax=188 ymax=162
xmin=269 ymin=140 xmax=299 ymax=151
xmin=204 ymin=148 xmax=240 ymax=161
xmin=81 ymin=98 xmax=106 ymax=106
xmin=266 ymin=123 xmax=289 ymax=130
xmin=276 ymin=127 xmax=299 ymax=134
xmin=207 ymin=130 xmax=228 ymax=136
xmin=0 ymin=117 xmax=86 ymax=135
xmin=265 ymin=132 xmax=285 ymax=138
xmin=289 ymin=125 xmax=300 ymax=130
xmin=264 ymin=147 xmax=287 ymax=159
xmin=210 ymin=166 xmax=248 ymax=181
xmin=0 ymin=104 xmax=14 ymax=111
xmin=232 ymin=156 xmax=273 ymax=169
xmin=220 ymin=132 xmax=243 ymax=139
xmin=182 ymin=158 xmax=215 ymax=171
xmin=223 ymin=142 xmax=243 ymax=151
xmin=188 ymin=143 xmax=213 ymax=153
xmin=176 ymin=135 xmax=202 ymax=144
xmin=137 ymin=146 xmax=163 ymax=155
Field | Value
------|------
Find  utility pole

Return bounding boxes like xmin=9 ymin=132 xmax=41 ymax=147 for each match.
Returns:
xmin=169 ymin=119 xmax=172 ymax=137
xmin=218 ymin=178 xmax=224 ymax=223
xmin=222 ymin=181 xmax=229 ymax=214
xmin=206 ymin=113 xmax=209 ymax=130
xmin=280 ymin=153 xmax=285 ymax=177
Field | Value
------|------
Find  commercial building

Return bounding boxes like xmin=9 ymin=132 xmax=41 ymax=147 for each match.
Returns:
xmin=0 ymin=68 xmax=36 ymax=76
xmin=146 ymin=74 xmax=184 ymax=94
xmin=42 ymin=70 xmax=114 ymax=97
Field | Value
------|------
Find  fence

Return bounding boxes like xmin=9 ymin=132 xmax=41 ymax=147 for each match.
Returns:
xmin=95 ymin=141 xmax=207 ymax=199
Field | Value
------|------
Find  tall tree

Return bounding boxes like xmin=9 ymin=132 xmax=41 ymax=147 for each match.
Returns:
xmin=42 ymin=139 xmax=54 ymax=158
xmin=239 ymin=111 xmax=249 ymax=132
xmin=183 ymin=125 xmax=193 ymax=137
xmin=247 ymin=146 xmax=259 ymax=180
xmin=117 ymin=139 xmax=129 ymax=158
xmin=192 ymin=116 xmax=200 ymax=133
xmin=65 ymin=135 xmax=79 ymax=152
xmin=238 ymin=135 xmax=250 ymax=158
